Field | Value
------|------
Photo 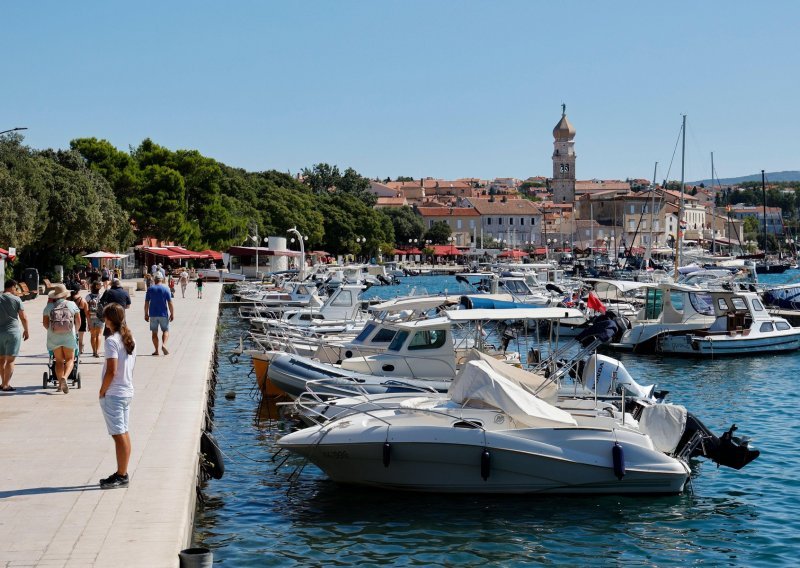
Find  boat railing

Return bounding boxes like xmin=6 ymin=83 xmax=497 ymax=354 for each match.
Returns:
xmin=291 ymin=389 xmax=490 ymax=431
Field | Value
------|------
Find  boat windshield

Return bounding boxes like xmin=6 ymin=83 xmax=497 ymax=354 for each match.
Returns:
xmin=354 ymin=323 xmax=375 ymax=343
xmin=388 ymin=331 xmax=409 ymax=352
xmin=689 ymin=293 xmax=714 ymax=316
xmin=372 ymin=328 xmax=397 ymax=343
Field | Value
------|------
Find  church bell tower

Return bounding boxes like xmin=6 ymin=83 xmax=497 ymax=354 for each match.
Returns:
xmin=551 ymin=104 xmax=576 ymax=204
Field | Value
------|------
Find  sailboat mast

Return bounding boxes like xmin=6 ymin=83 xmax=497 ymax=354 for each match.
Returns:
xmin=644 ymin=162 xmax=658 ymax=264
xmin=762 ymin=170 xmax=768 ymax=254
xmin=710 ymin=152 xmax=716 ymax=255
xmin=674 ymin=114 xmax=686 ymax=280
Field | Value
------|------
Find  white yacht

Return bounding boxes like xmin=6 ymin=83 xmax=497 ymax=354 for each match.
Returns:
xmin=657 ymin=290 xmax=800 ymax=356
xmin=612 ymin=283 xmax=717 ymax=353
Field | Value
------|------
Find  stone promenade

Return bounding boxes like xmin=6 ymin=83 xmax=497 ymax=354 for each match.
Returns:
xmin=0 ymin=281 xmax=221 ymax=567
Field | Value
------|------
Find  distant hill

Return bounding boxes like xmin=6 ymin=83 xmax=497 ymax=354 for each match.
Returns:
xmin=690 ymin=170 xmax=800 ymax=186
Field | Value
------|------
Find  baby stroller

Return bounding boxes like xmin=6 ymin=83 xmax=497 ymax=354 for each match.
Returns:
xmin=43 ymin=341 xmax=82 ymax=390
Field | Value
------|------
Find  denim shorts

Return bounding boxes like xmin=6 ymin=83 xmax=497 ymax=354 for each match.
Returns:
xmin=149 ymin=316 xmax=169 ymax=332
xmin=0 ymin=330 xmax=22 ymax=356
xmin=99 ymin=395 xmax=131 ymax=435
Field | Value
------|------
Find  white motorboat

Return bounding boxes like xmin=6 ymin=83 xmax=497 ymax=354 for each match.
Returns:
xmin=657 ymin=290 xmax=800 ymax=356
xmin=278 ymin=359 xmax=693 ymax=494
xmin=611 ymin=283 xmax=717 ymax=353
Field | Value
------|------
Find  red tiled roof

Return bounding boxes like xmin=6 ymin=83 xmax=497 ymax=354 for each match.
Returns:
xmin=416 ymin=207 xmax=480 ymax=217
xmin=466 ymin=198 xmax=541 ymax=215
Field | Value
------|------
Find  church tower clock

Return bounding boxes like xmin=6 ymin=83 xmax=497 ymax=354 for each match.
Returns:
xmin=551 ymin=104 xmax=576 ymax=204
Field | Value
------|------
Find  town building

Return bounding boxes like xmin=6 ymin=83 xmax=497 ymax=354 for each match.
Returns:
xmin=551 ymin=105 xmax=576 ymax=205
xmin=465 ymin=197 xmax=542 ymax=248
xmin=415 ymin=206 xmax=480 ymax=247
xmin=728 ymin=204 xmax=784 ymax=235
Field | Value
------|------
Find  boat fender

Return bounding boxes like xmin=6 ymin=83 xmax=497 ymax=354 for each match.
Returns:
xmin=200 ymin=431 xmax=225 ymax=480
xmin=612 ymin=442 xmax=625 ymax=480
xmin=382 ymin=442 xmax=391 ymax=467
xmin=481 ymin=448 xmax=491 ymax=481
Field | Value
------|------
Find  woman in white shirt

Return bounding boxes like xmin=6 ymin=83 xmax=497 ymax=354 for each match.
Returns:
xmin=98 ymin=303 xmax=137 ymax=489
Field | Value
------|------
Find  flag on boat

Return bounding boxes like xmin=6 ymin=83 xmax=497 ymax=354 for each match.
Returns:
xmin=586 ymin=291 xmax=606 ymax=313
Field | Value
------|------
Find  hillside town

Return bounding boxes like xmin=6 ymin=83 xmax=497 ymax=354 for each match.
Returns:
xmin=366 ymin=107 xmax=793 ymax=262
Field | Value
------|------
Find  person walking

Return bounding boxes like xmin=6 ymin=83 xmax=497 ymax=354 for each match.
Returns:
xmin=1 ymin=280 xmax=30 ymax=392
xmin=98 ymin=303 xmax=137 ymax=489
xmin=68 ymin=285 xmax=90 ymax=354
xmin=144 ymin=272 xmax=153 ymax=290
xmin=99 ymin=278 xmax=132 ymax=313
xmin=144 ymin=274 xmax=174 ymax=356
xmin=42 ymin=284 xmax=81 ymax=394
xmin=86 ymin=281 xmax=105 ymax=358
xmin=101 ymin=265 xmax=112 ymax=290
xmin=179 ymin=269 xmax=189 ymax=298
xmin=196 ymin=274 xmax=204 ymax=299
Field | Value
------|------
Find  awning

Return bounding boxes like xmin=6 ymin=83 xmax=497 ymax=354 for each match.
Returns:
xmin=430 ymin=245 xmax=462 ymax=256
xmin=227 ymin=246 xmax=300 ymax=257
xmin=199 ymin=249 xmax=223 ymax=261
xmin=498 ymin=249 xmax=528 ymax=259
xmin=142 ymin=247 xmax=193 ymax=260
xmin=393 ymin=248 xmax=422 ymax=255
xmin=0 ymin=247 xmax=15 ymax=261
xmin=532 ymin=247 xmax=547 ymax=255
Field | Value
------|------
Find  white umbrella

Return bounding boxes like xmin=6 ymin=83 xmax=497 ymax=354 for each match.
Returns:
xmin=83 ymin=251 xmax=127 ymax=259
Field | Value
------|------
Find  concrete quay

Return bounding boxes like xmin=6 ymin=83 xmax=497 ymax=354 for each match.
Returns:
xmin=0 ymin=281 xmax=222 ymax=567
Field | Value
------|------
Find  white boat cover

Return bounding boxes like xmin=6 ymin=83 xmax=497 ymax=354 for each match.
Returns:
xmin=447 ymin=307 xmax=583 ymax=322
xmin=582 ymin=354 xmax=655 ymax=399
xmin=638 ymin=404 xmax=688 ymax=454
xmin=448 ymin=360 xmax=577 ymax=428
xmin=463 ymin=349 xmax=558 ymax=404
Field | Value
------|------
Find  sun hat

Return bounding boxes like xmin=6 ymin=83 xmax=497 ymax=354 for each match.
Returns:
xmin=48 ymin=284 xmax=69 ymax=299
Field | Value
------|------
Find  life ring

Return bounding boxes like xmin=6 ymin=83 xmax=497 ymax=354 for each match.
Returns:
xmin=200 ymin=431 xmax=225 ymax=479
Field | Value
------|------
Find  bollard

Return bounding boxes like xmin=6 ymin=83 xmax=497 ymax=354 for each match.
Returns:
xmin=179 ymin=547 xmax=213 ymax=568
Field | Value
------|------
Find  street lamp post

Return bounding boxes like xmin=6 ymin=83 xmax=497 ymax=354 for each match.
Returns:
xmin=0 ymin=127 xmax=27 ymax=136
xmin=288 ymin=227 xmax=307 ymax=279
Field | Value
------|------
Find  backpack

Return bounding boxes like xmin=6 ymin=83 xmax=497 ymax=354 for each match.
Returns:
xmin=87 ymin=294 xmax=100 ymax=317
xmin=50 ymin=301 xmax=74 ymax=334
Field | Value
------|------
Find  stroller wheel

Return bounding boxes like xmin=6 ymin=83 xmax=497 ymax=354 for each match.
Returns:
xmin=42 ymin=371 xmax=49 ymax=389
xmin=76 ymin=373 xmax=82 ymax=389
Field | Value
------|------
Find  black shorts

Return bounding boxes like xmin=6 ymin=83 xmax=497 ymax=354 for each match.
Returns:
xmin=101 ymin=276 xmax=110 ymax=282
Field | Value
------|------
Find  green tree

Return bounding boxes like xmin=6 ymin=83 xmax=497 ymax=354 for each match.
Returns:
xmin=424 ymin=221 xmax=452 ymax=244
xmin=382 ymin=206 xmax=425 ymax=245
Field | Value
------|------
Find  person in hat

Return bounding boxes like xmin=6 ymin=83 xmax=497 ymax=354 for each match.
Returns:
xmin=144 ymin=273 xmax=174 ymax=356
xmin=42 ymin=283 xmax=81 ymax=393
xmin=1 ymin=280 xmax=30 ymax=392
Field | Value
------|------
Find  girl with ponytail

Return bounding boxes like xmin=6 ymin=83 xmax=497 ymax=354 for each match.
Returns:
xmin=98 ymin=303 xmax=137 ymax=489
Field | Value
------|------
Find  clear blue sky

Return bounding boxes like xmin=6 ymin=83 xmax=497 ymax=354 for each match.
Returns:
xmin=3 ymin=1 xmax=797 ymax=183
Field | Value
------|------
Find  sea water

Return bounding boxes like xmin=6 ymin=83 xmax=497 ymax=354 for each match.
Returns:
xmin=194 ymin=273 xmax=800 ymax=566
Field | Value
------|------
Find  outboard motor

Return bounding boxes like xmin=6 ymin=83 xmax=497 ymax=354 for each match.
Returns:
xmin=575 ymin=315 xmax=618 ymax=347
xmin=545 ymin=283 xmax=564 ymax=295
xmin=376 ymin=274 xmax=391 ymax=286
xmin=676 ymin=415 xmax=760 ymax=470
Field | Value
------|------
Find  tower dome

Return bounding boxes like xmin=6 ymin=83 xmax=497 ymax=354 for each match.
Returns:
xmin=553 ymin=104 xmax=575 ymax=140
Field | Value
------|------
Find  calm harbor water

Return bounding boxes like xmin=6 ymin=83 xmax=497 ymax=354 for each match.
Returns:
xmin=194 ymin=273 xmax=800 ymax=566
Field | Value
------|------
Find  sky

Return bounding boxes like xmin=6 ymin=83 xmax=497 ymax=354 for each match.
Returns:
xmin=3 ymin=1 xmax=799 ymax=184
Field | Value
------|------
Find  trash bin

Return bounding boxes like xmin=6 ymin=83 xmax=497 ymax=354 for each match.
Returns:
xmin=178 ymin=547 xmax=213 ymax=568
xmin=23 ymin=268 xmax=39 ymax=296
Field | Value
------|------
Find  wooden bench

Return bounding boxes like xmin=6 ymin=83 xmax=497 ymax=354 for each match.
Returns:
xmin=16 ymin=282 xmax=37 ymax=301
xmin=42 ymin=278 xmax=57 ymax=294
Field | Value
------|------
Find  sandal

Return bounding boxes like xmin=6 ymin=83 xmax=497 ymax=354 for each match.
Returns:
xmin=1 ymin=386 xmax=15 ymax=391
